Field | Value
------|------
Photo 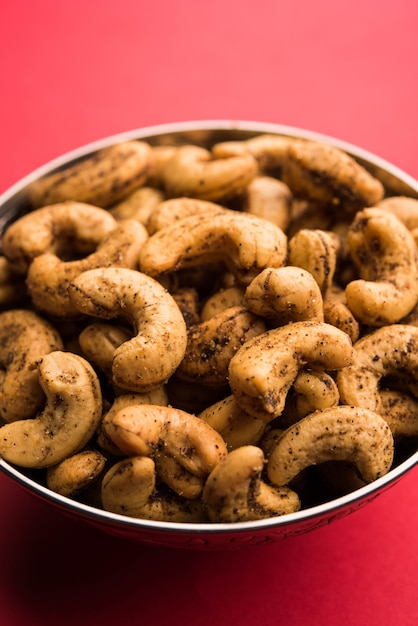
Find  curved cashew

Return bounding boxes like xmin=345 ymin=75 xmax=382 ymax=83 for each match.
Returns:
xmin=212 ymin=134 xmax=293 ymax=175
xmin=97 ymin=389 xmax=169 ymax=455
xmin=28 ymin=140 xmax=153 ymax=209
xmin=161 ymin=144 xmax=257 ymax=202
xmin=376 ymin=196 xmax=418 ymax=231
xmin=288 ymin=229 xmax=341 ymax=295
xmin=0 ymin=351 xmax=102 ymax=468
xmin=323 ymin=295 xmax=360 ymax=343
xmin=245 ymin=266 xmax=324 ymax=324
xmin=281 ymin=139 xmax=384 ymax=212
xmin=2 ymin=201 xmax=117 ymax=275
xmin=0 ymin=309 xmax=63 ymax=422
xmin=228 ymin=321 xmax=353 ymax=420
xmin=176 ymin=306 xmax=267 ymax=386
xmin=46 ymin=449 xmax=106 ymax=497
xmin=68 ymin=267 xmax=187 ymax=392
xmin=345 ymin=208 xmax=418 ymax=326
xmin=146 ymin=197 xmax=226 ymax=234
xmin=79 ymin=323 xmax=133 ymax=381
xmin=281 ymin=370 xmax=340 ymax=427
xmin=379 ymin=390 xmax=418 ymax=439
xmin=200 ymin=285 xmax=246 ymax=321
xmin=27 ymin=219 xmax=148 ymax=317
xmin=199 ymin=395 xmax=267 ymax=450
xmin=267 ymin=406 xmax=394 ymax=486
xmin=242 ymin=176 xmax=292 ymax=231
xmin=202 ymin=445 xmax=300 ymax=522
xmin=337 ymin=324 xmax=418 ymax=412
xmin=109 ymin=186 xmax=165 ymax=225
xmin=139 ymin=212 xmax=288 ymax=285
xmin=101 ymin=456 xmax=206 ymax=522
xmin=104 ymin=404 xmax=228 ymax=497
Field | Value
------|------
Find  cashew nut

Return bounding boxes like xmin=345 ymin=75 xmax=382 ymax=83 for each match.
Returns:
xmin=281 ymin=139 xmax=385 ymax=212
xmin=212 ymin=134 xmax=293 ymax=175
xmin=345 ymin=208 xmax=418 ymax=326
xmin=376 ymin=196 xmax=418 ymax=231
xmin=68 ymin=267 xmax=187 ymax=392
xmin=46 ymin=449 xmax=106 ymax=497
xmin=281 ymin=370 xmax=340 ymax=427
xmin=228 ymin=321 xmax=353 ymax=420
xmin=146 ymin=197 xmax=226 ymax=234
xmin=199 ymin=395 xmax=267 ymax=450
xmin=78 ymin=323 xmax=133 ymax=382
xmin=0 ymin=351 xmax=102 ymax=468
xmin=267 ymin=406 xmax=394 ymax=486
xmin=28 ymin=140 xmax=153 ymax=209
xmin=337 ymin=324 xmax=418 ymax=412
xmin=176 ymin=305 xmax=267 ymax=386
xmin=288 ymin=229 xmax=341 ymax=295
xmin=200 ymin=285 xmax=246 ymax=321
xmin=139 ymin=212 xmax=288 ymax=285
xmin=109 ymin=186 xmax=165 ymax=225
xmin=27 ymin=219 xmax=148 ymax=317
xmin=242 ymin=176 xmax=292 ymax=231
xmin=105 ymin=404 xmax=228 ymax=498
xmin=244 ymin=266 xmax=324 ymax=324
xmin=2 ymin=201 xmax=117 ymax=275
xmin=161 ymin=144 xmax=257 ymax=201
xmin=202 ymin=445 xmax=300 ymax=522
xmin=0 ymin=309 xmax=63 ymax=422
xmin=379 ymin=390 xmax=418 ymax=439
xmin=101 ymin=456 xmax=206 ymax=522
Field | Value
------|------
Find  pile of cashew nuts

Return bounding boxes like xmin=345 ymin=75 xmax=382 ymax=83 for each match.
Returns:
xmin=0 ymin=133 xmax=417 ymax=524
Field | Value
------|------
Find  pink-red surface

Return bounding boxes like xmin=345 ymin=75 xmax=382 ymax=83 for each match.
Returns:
xmin=0 ymin=1 xmax=417 ymax=625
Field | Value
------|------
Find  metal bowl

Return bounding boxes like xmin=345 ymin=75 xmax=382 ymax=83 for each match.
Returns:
xmin=1 ymin=120 xmax=417 ymax=550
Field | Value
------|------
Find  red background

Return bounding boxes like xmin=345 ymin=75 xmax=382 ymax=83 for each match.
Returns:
xmin=0 ymin=1 xmax=417 ymax=624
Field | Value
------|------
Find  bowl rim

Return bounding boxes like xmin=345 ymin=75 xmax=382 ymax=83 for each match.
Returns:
xmin=1 ymin=119 xmax=417 ymax=536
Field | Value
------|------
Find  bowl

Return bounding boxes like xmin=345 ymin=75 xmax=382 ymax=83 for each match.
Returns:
xmin=0 ymin=120 xmax=417 ymax=550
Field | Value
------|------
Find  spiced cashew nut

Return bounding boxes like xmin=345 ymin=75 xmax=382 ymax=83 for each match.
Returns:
xmin=202 ymin=445 xmax=300 ymax=523
xmin=228 ymin=321 xmax=353 ymax=420
xmin=267 ymin=406 xmax=394 ymax=486
xmin=0 ymin=309 xmax=63 ymax=422
xmin=345 ymin=208 xmax=418 ymax=326
xmin=139 ymin=212 xmax=288 ymax=285
xmin=0 ymin=351 xmax=102 ymax=468
xmin=68 ymin=267 xmax=188 ymax=392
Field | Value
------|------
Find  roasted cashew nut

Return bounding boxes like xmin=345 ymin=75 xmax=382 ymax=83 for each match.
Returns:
xmin=146 ymin=197 xmax=226 ymax=234
xmin=2 ymin=201 xmax=117 ymax=275
xmin=27 ymin=219 xmax=149 ymax=317
xmin=376 ymin=196 xmax=418 ymax=231
xmin=288 ymin=229 xmax=341 ymax=295
xmin=281 ymin=370 xmax=340 ymax=427
xmin=198 ymin=395 xmax=267 ymax=450
xmin=337 ymin=324 xmax=418 ymax=412
xmin=212 ymin=134 xmax=293 ymax=175
xmin=46 ymin=449 xmax=106 ymax=497
xmin=68 ymin=267 xmax=188 ymax=392
xmin=0 ymin=351 xmax=102 ymax=468
xmin=345 ymin=208 xmax=418 ymax=326
xmin=228 ymin=321 xmax=353 ymax=420
xmin=161 ymin=144 xmax=257 ymax=201
xmin=139 ymin=212 xmax=288 ymax=285
xmin=202 ymin=445 xmax=300 ymax=522
xmin=244 ymin=266 xmax=324 ymax=325
xmin=323 ymin=293 xmax=360 ymax=343
xmin=242 ymin=176 xmax=292 ymax=231
xmin=379 ymin=390 xmax=418 ymax=439
xmin=267 ymin=406 xmax=394 ymax=486
xmin=109 ymin=186 xmax=165 ymax=225
xmin=200 ymin=285 xmax=246 ymax=321
xmin=281 ymin=139 xmax=384 ymax=212
xmin=78 ymin=323 xmax=133 ymax=382
xmin=101 ymin=456 xmax=206 ymax=522
xmin=0 ymin=309 xmax=63 ymax=422
xmin=104 ymin=404 xmax=228 ymax=498
xmin=28 ymin=140 xmax=153 ymax=209
xmin=176 ymin=306 xmax=267 ymax=386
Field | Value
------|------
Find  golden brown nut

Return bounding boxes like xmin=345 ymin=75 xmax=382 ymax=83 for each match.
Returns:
xmin=139 ymin=212 xmax=288 ymax=285
xmin=288 ymin=229 xmax=341 ymax=295
xmin=228 ymin=321 xmax=353 ymax=420
xmin=28 ymin=140 xmax=153 ymax=208
xmin=0 ymin=351 xmax=102 ymax=468
xmin=245 ymin=266 xmax=324 ymax=324
xmin=46 ymin=450 xmax=106 ymax=497
xmin=0 ymin=309 xmax=63 ymax=422
xmin=146 ymin=197 xmax=226 ymax=234
xmin=68 ymin=267 xmax=187 ymax=392
xmin=267 ymin=406 xmax=394 ymax=486
xmin=109 ymin=186 xmax=165 ymax=224
xmin=242 ymin=176 xmax=292 ymax=230
xmin=345 ymin=208 xmax=418 ymax=326
xmin=202 ymin=445 xmax=300 ymax=522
